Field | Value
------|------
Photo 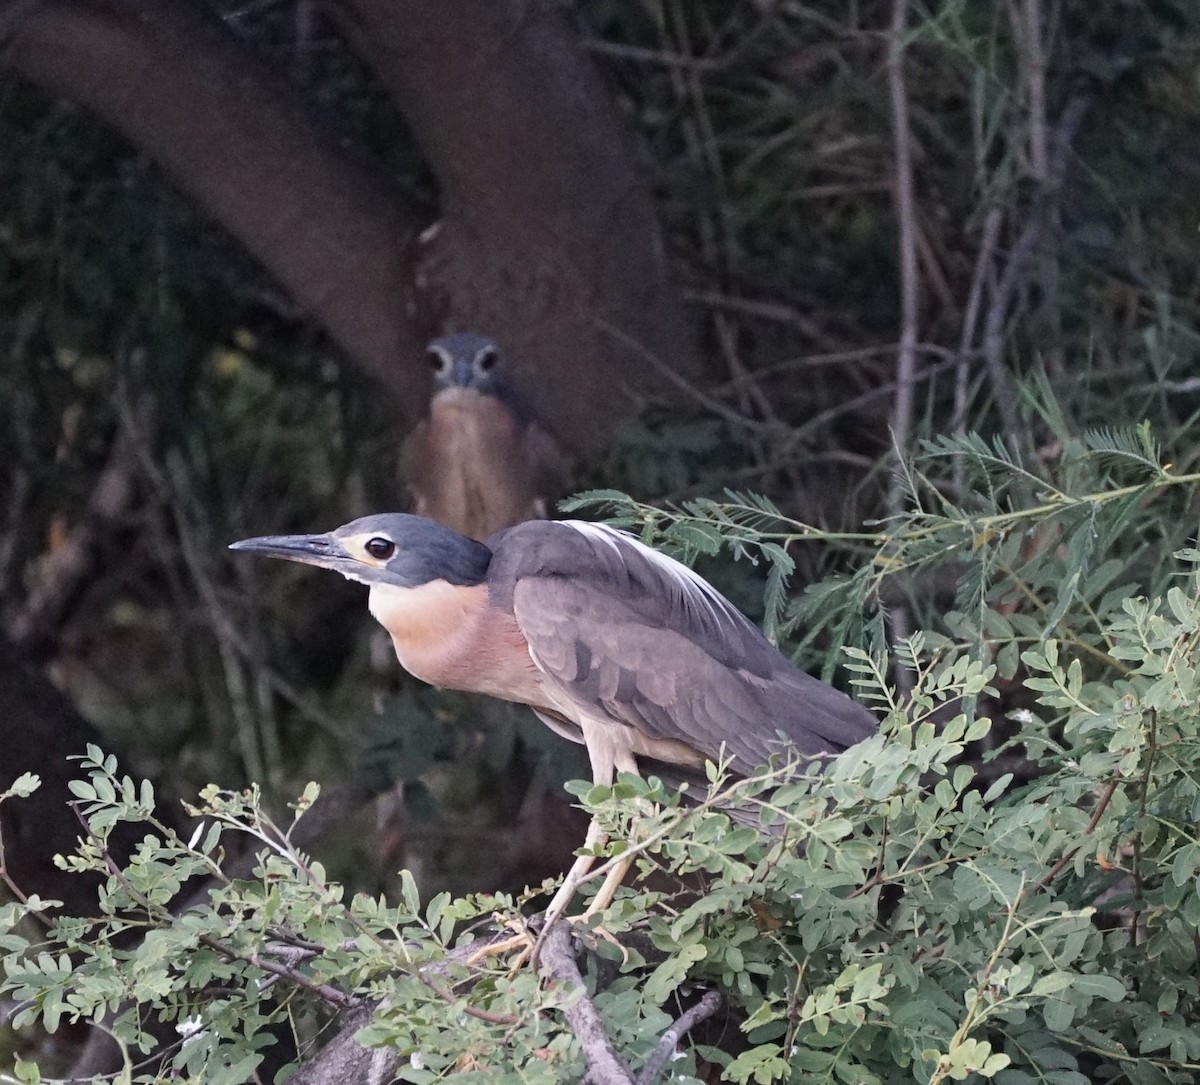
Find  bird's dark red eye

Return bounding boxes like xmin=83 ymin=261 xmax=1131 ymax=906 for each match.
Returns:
xmin=477 ymin=348 xmax=497 ymax=373
xmin=365 ymin=537 xmax=395 ymax=560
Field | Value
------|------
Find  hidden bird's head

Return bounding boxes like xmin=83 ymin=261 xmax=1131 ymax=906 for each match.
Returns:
xmin=229 ymin=513 xmax=492 ymax=589
xmin=427 ymin=332 xmax=502 ymax=395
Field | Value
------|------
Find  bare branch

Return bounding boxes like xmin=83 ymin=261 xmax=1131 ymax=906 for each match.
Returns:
xmin=635 ymin=990 xmax=722 ymax=1085
xmin=981 ymin=98 xmax=1087 ymax=454
xmin=885 ymin=0 xmax=920 ymax=513
xmin=538 ymin=922 xmax=635 ymax=1085
xmin=7 ymin=406 xmax=142 ymax=653
xmin=885 ymin=0 xmax=920 ymax=696
xmin=952 ymin=206 xmax=1004 ymax=442
xmin=1021 ymin=0 xmax=1050 ymax=182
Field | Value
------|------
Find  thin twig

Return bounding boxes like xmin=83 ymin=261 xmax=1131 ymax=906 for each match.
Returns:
xmin=982 ymin=217 xmax=1039 ymax=446
xmin=1036 ymin=775 xmax=1121 ymax=889
xmin=885 ymin=0 xmax=920 ymax=696
xmin=885 ymin=0 xmax=919 ymax=514
xmin=196 ymin=934 xmax=359 ymax=1009
xmin=981 ymin=95 xmax=1088 ymax=457
xmin=583 ymin=38 xmax=726 ymax=72
xmin=111 ymin=389 xmax=342 ymax=744
xmin=952 ymin=206 xmax=1004 ymax=496
xmin=635 ymin=991 xmax=721 ymax=1085
xmin=952 ymin=207 xmax=1004 ymax=438
xmin=70 ymin=799 xmax=359 ymax=1009
xmin=596 ymin=319 xmax=785 ymax=436
xmin=1021 ymin=0 xmax=1049 ymax=182
xmin=684 ymin=289 xmax=847 ymax=352
xmin=7 ymin=415 xmax=142 ymax=651
xmin=928 ymin=877 xmax=1025 ymax=1085
xmin=0 ymin=816 xmax=34 ymax=910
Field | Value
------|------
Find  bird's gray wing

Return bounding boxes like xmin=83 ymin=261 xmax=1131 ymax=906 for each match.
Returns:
xmin=494 ymin=521 xmax=876 ymax=777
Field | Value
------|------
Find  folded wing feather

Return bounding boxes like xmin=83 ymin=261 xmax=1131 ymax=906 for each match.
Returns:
xmin=487 ymin=520 xmax=876 ymax=778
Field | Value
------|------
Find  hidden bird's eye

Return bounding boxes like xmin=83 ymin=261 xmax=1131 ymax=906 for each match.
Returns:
xmin=476 ymin=348 xmax=497 ymax=373
xmin=365 ymin=537 xmax=395 ymax=560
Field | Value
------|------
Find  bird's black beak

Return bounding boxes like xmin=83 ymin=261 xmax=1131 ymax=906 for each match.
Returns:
xmin=229 ymin=532 xmax=360 ymax=577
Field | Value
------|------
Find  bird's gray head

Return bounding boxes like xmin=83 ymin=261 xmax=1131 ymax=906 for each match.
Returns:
xmin=229 ymin=513 xmax=492 ymax=589
xmin=427 ymin=333 xmax=502 ymax=394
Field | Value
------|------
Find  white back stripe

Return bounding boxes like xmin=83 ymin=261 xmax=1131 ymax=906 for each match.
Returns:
xmin=561 ymin=520 xmax=744 ymax=631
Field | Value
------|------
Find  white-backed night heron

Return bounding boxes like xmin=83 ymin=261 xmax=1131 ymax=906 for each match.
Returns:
xmin=230 ymin=514 xmax=876 ymax=944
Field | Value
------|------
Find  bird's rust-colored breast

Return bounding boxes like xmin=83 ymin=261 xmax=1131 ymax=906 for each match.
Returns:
xmin=401 ymin=387 xmax=549 ymax=541
xmin=368 ymin=579 xmax=551 ymax=707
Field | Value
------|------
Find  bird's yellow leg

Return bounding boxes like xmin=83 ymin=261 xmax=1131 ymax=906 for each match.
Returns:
xmin=532 ymin=819 xmax=643 ymax=965
xmin=541 ymin=814 xmax=606 ymax=930
xmin=482 ymin=742 xmax=637 ymax=968
xmin=466 ymin=817 xmax=607 ymax=969
xmin=580 ymin=852 xmax=634 ymax=918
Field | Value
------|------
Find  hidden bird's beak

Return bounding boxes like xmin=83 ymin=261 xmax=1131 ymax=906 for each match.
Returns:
xmin=229 ymin=532 xmax=359 ymax=575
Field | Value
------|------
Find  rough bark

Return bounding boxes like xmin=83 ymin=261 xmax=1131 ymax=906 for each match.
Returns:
xmin=0 ymin=0 xmax=427 ymax=416
xmin=538 ymin=922 xmax=636 ymax=1084
xmin=284 ymin=1007 xmax=400 ymax=1085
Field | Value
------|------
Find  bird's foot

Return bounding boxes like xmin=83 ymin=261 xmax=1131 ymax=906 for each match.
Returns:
xmin=464 ymin=911 xmax=627 ymax=973
xmin=527 ymin=896 xmax=629 ymax=968
xmin=466 ymin=843 xmax=635 ymax=970
xmin=564 ymin=911 xmax=630 ymax=966
xmin=465 ymin=914 xmax=537 ymax=970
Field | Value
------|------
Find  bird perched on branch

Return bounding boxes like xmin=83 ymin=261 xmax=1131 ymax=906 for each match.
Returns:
xmin=230 ymin=514 xmax=875 ymax=936
xmin=400 ymin=333 xmax=567 ymax=541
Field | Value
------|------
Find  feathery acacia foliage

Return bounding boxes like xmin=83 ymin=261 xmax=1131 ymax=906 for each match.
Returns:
xmin=5 ymin=425 xmax=1200 ymax=1083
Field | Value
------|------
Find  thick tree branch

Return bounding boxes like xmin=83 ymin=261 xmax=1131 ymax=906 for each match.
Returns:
xmin=284 ymin=1006 xmax=399 ymax=1085
xmin=538 ymin=922 xmax=635 ymax=1085
xmin=0 ymin=0 xmax=426 ymax=414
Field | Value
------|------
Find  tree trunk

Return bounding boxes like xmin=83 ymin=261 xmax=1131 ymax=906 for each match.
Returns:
xmin=2 ymin=0 xmax=700 ymax=450
xmin=340 ymin=0 xmax=701 ymax=450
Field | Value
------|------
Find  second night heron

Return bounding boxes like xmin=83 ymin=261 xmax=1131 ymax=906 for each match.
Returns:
xmin=230 ymin=514 xmax=876 ymax=934
xmin=400 ymin=333 xmax=566 ymax=541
